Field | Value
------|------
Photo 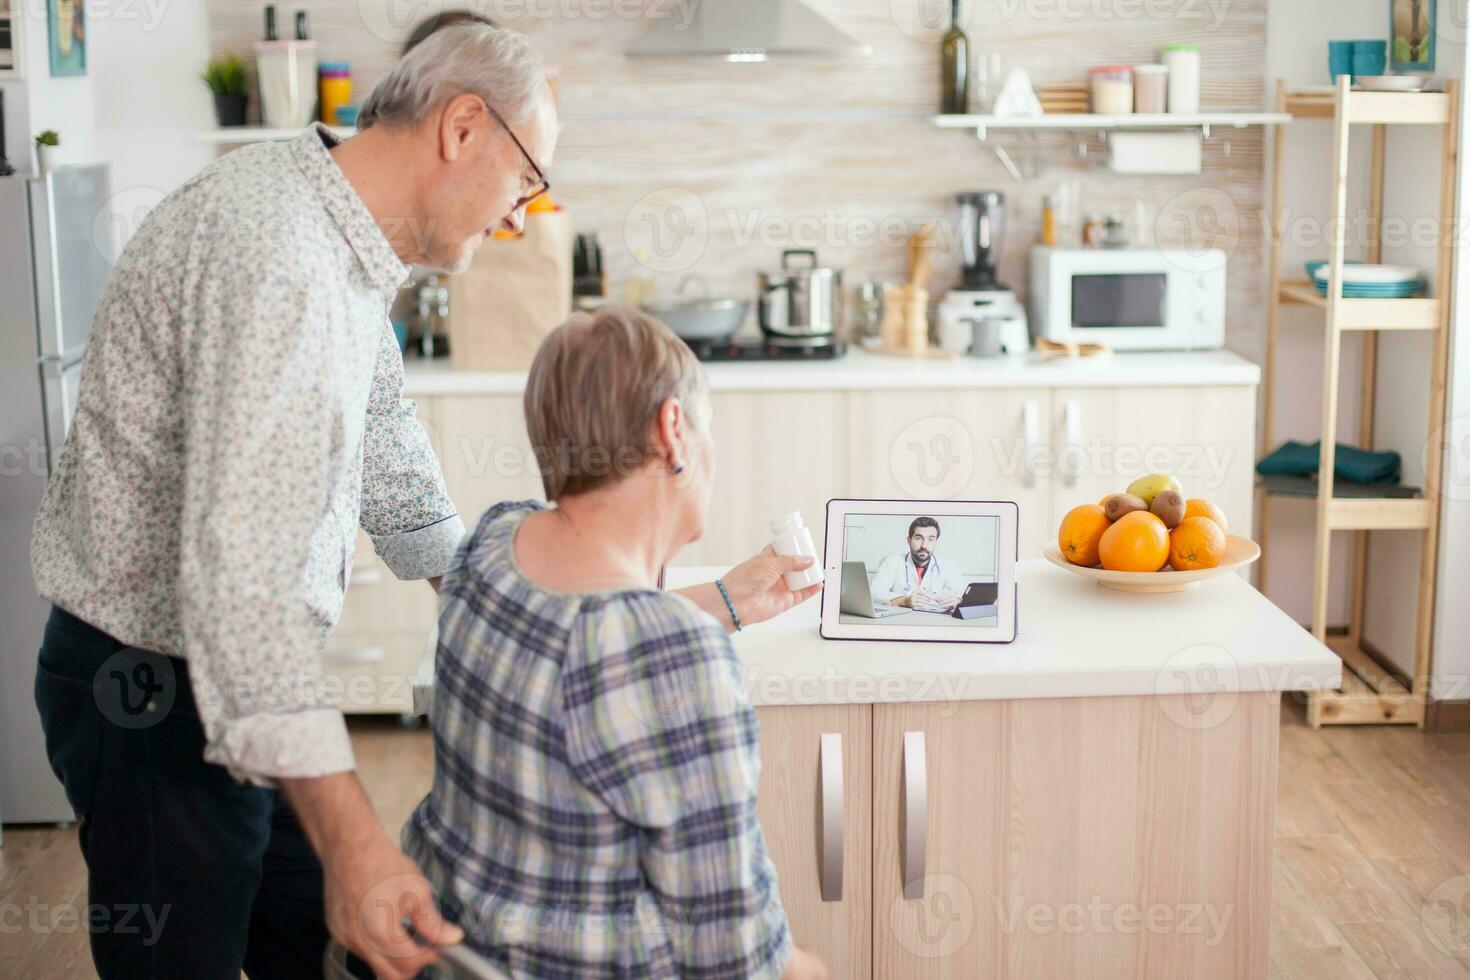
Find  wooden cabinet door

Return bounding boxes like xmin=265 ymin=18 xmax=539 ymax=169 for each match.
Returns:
xmin=756 ymin=704 xmax=872 ymax=980
xmin=1048 ymin=386 xmax=1257 ymax=541
xmin=871 ymin=695 xmax=1277 ymax=979
xmin=676 ymin=391 xmax=851 ymax=567
xmin=845 ymin=389 xmax=1053 ymax=558
xmin=435 ymin=394 xmax=547 ymax=524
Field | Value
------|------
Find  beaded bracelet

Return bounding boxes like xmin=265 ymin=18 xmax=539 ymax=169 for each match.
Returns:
xmin=715 ymin=578 xmax=743 ymax=632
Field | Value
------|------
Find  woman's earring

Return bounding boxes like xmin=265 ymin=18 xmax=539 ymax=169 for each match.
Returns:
xmin=670 ymin=459 xmax=685 ymax=475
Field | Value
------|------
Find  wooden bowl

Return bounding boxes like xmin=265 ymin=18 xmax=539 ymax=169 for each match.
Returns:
xmin=1042 ymin=534 xmax=1261 ymax=594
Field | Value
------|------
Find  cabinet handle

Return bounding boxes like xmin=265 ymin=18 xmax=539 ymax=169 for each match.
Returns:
xmin=902 ymin=730 xmax=928 ymax=900
xmin=323 ymin=646 xmax=386 ymax=665
xmin=349 ymin=567 xmax=383 ymax=586
xmin=1022 ymin=399 xmax=1040 ymax=489
xmin=1061 ymin=398 xmax=1082 ymax=488
xmin=819 ymin=732 xmax=844 ymax=902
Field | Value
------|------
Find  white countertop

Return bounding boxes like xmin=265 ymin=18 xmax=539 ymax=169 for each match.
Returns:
xmin=402 ymin=348 xmax=1261 ymax=398
xmin=665 ymin=560 xmax=1339 ymax=706
xmin=413 ymin=559 xmax=1340 ymax=715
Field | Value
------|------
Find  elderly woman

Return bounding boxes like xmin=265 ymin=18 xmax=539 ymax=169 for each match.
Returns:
xmin=403 ymin=309 xmax=830 ymax=979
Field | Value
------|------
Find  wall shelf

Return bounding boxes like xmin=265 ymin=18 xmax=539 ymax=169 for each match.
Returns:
xmin=934 ymin=110 xmax=1290 ymax=140
xmin=199 ymin=107 xmax=940 ymax=145
xmin=198 ymin=126 xmax=355 ymax=144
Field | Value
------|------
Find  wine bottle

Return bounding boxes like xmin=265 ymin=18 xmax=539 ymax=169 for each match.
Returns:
xmin=941 ymin=0 xmax=969 ymax=114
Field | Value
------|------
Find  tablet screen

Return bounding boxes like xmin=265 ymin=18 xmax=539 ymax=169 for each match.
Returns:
xmin=837 ymin=512 xmax=1002 ymax=628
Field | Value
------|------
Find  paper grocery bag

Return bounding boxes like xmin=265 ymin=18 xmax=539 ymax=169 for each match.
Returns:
xmin=446 ymin=209 xmax=573 ymax=372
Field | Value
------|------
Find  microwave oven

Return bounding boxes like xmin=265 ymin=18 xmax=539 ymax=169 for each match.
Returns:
xmin=1029 ymin=247 xmax=1226 ymax=351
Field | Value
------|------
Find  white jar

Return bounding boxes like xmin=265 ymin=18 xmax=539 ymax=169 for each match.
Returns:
xmin=1161 ymin=44 xmax=1200 ymax=114
xmin=769 ymin=512 xmax=824 ymax=590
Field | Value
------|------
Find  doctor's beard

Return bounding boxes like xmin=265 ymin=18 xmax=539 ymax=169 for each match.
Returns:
xmin=912 ymin=548 xmax=932 ymax=566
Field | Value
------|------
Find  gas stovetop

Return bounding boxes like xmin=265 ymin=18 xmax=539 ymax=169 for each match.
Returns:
xmin=684 ymin=336 xmax=847 ymax=362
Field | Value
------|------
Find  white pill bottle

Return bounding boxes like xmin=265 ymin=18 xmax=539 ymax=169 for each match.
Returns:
xmin=769 ymin=512 xmax=825 ymax=590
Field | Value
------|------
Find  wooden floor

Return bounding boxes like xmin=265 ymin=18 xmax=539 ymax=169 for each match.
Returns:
xmin=2 ymin=703 xmax=1468 ymax=978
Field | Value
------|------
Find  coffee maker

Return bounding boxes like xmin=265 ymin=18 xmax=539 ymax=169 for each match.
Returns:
xmin=939 ymin=191 xmax=1028 ymax=355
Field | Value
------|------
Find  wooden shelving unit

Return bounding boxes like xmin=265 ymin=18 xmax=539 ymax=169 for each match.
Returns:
xmin=1258 ymin=77 xmax=1458 ymax=728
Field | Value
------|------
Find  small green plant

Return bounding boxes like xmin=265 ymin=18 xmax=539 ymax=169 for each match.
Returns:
xmin=34 ymin=130 xmax=60 ymax=147
xmin=200 ymin=55 xmax=248 ymax=97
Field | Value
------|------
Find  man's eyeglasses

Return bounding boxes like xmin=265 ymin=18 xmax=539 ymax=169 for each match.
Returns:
xmin=480 ymin=98 xmax=549 ymax=212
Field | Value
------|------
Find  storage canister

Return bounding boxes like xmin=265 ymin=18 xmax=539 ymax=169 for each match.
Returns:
xmin=1133 ymin=63 xmax=1168 ymax=113
xmin=1089 ymin=65 xmax=1133 ymax=115
xmin=1161 ymin=44 xmax=1200 ymax=113
xmin=319 ymin=62 xmax=352 ymax=126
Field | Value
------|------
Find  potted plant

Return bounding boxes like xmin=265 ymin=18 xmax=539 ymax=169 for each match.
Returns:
xmin=33 ymin=130 xmax=60 ymax=174
xmin=201 ymin=54 xmax=249 ymax=127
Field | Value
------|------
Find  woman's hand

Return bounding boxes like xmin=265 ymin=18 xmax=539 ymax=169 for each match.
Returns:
xmin=717 ymin=546 xmax=823 ymax=628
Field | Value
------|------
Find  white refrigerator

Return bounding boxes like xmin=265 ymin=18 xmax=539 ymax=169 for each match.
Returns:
xmin=0 ymin=164 xmax=112 ymax=827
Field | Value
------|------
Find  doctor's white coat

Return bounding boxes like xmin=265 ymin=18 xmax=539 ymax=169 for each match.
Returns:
xmin=870 ymin=552 xmax=967 ymax=605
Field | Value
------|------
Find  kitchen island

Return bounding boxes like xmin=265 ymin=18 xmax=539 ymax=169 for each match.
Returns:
xmin=657 ymin=561 xmax=1337 ymax=980
xmin=326 ymin=349 xmax=1261 ymax=715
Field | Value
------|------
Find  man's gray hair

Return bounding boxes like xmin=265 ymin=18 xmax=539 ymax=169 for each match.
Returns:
xmin=359 ymin=23 xmax=546 ymax=130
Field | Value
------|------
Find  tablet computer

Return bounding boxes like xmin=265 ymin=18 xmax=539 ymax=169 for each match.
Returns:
xmin=820 ymin=499 xmax=1018 ymax=644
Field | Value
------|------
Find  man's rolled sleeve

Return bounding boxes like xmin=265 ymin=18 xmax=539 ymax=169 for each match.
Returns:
xmin=360 ymin=320 xmax=463 ymax=580
xmin=206 ymin=709 xmax=357 ymax=785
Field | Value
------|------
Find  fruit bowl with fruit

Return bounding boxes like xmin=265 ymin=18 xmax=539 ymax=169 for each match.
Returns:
xmin=1044 ymin=473 xmax=1260 ymax=594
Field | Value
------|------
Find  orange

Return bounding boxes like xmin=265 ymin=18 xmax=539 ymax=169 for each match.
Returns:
xmin=1184 ymin=498 xmax=1229 ymax=535
xmin=1098 ymin=511 xmax=1169 ymax=572
xmin=1169 ymin=516 xmax=1227 ymax=571
xmin=1058 ymin=504 xmax=1110 ymax=566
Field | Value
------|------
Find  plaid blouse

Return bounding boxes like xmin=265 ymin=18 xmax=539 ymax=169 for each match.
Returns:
xmin=402 ymin=501 xmax=792 ymax=979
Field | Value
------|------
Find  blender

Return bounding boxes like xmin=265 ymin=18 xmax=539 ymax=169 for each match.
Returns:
xmin=939 ymin=191 xmax=1028 ymax=355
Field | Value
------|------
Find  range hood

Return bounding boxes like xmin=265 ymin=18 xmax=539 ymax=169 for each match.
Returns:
xmin=627 ymin=0 xmax=869 ymax=61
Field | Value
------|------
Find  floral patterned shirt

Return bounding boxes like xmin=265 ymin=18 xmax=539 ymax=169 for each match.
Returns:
xmin=31 ymin=125 xmax=465 ymax=784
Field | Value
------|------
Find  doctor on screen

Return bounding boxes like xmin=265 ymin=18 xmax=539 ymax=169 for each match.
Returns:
xmin=871 ymin=516 xmax=966 ymax=610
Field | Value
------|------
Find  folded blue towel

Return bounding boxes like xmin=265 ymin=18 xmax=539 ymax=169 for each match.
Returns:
xmin=1256 ymin=440 xmax=1401 ymax=485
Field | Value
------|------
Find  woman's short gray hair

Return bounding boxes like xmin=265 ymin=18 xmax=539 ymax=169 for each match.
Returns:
xmin=359 ymin=22 xmax=546 ymax=130
xmin=524 ymin=309 xmax=710 ymax=501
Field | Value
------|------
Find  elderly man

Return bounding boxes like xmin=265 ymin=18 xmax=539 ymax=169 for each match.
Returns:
xmin=30 ymin=24 xmax=813 ymax=980
xmin=30 ymin=24 xmax=552 ymax=980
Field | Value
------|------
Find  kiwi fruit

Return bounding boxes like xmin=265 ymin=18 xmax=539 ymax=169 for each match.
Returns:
xmin=1102 ymin=492 xmax=1148 ymax=522
xmin=1151 ymin=489 xmax=1186 ymax=528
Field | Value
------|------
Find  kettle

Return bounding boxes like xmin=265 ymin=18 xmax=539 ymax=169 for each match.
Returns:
xmin=758 ymin=249 xmax=843 ymax=341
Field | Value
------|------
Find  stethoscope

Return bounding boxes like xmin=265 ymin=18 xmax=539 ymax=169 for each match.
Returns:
xmin=901 ymin=552 xmax=943 ymax=591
